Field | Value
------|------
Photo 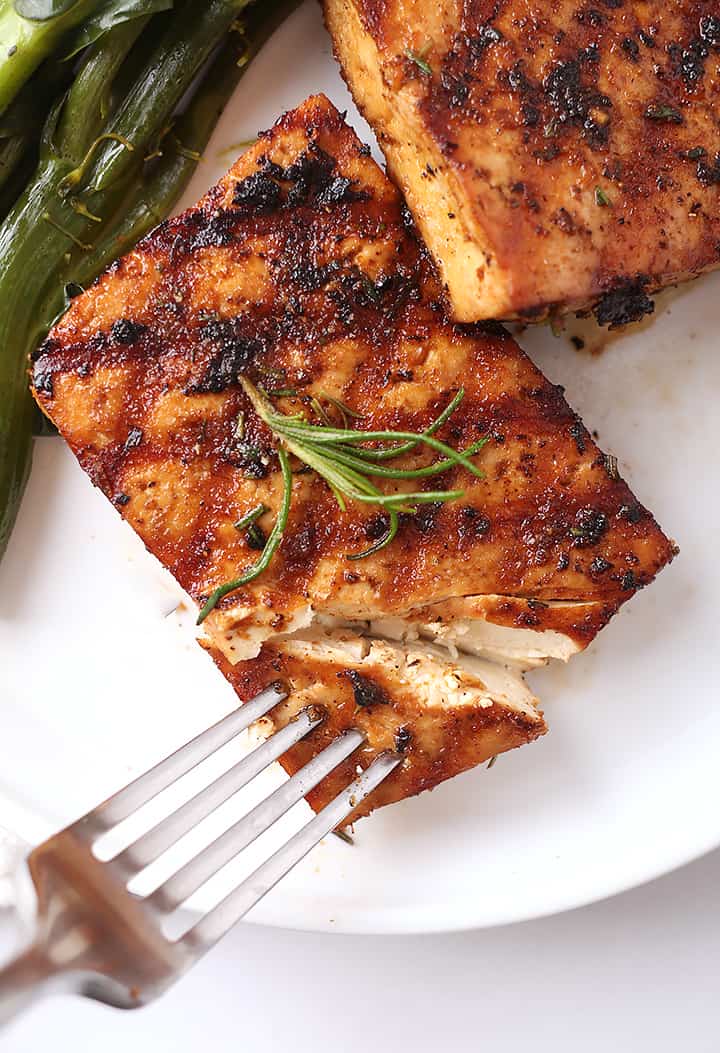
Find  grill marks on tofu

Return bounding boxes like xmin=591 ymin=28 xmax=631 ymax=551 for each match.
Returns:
xmin=324 ymin=0 xmax=720 ymax=322
xmin=32 ymin=94 xmax=674 ymax=652
xmin=32 ymin=94 xmax=675 ymax=821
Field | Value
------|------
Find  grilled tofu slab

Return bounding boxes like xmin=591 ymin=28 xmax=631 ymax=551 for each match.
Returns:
xmin=32 ymin=94 xmax=674 ymax=820
xmin=324 ymin=0 xmax=720 ymax=323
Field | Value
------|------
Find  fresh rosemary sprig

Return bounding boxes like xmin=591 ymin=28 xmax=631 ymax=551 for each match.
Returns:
xmin=197 ymin=445 xmax=293 ymax=624
xmin=233 ymin=502 xmax=266 ymax=532
xmin=196 ymin=380 xmax=488 ymax=624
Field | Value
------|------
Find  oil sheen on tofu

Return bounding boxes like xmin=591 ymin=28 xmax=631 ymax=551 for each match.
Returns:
xmin=324 ymin=0 xmax=720 ymax=323
xmin=33 ymin=95 xmax=675 ymax=822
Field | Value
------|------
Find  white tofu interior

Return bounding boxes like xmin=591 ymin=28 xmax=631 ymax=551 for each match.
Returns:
xmin=203 ymin=595 xmax=585 ymax=678
xmin=279 ymin=628 xmax=541 ymax=720
xmin=206 ymin=602 xmax=314 ymax=663
xmin=367 ymin=614 xmax=580 ymax=668
xmin=201 ymin=593 xmax=592 ymax=725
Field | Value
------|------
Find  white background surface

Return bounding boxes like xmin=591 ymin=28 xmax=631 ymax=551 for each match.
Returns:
xmin=5 ymin=846 xmax=720 ymax=1051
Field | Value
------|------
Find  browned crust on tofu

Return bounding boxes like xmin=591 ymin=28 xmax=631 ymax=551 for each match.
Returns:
xmin=208 ymin=639 xmax=546 ymax=825
xmin=32 ymin=93 xmax=674 ymax=659
xmin=30 ymin=93 xmax=677 ymax=825
xmin=324 ymin=0 xmax=720 ymax=321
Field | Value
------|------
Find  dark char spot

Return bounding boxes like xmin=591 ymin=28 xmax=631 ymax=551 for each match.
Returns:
xmin=316 ymin=176 xmax=368 ymax=206
xmin=700 ymin=15 xmax=720 ymax=48
xmin=667 ymin=36 xmax=709 ymax=87
xmin=590 ymin=555 xmax=613 ymax=575
xmin=543 ymin=58 xmax=612 ymax=146
xmin=227 ymin=441 xmax=270 ymax=479
xmin=364 ymin=513 xmax=391 ymax=541
xmin=32 ymin=360 xmax=55 ymax=396
xmin=569 ymin=421 xmax=587 ymax=453
xmin=440 ymin=69 xmax=470 ymax=107
xmin=697 ymin=153 xmax=720 ymax=187
xmin=284 ymin=145 xmax=336 ymax=207
xmin=594 ymin=279 xmax=655 ymax=329
xmin=111 ymin=318 xmax=147 ymax=345
xmin=570 ymin=508 xmax=609 ymax=547
xmin=186 ymin=323 xmax=262 ymax=395
xmin=460 ymin=505 xmax=491 ymax=537
xmin=468 ymin=23 xmax=503 ymax=55
xmin=621 ymin=37 xmax=639 ymax=60
xmin=233 ymin=172 xmax=282 ymax=212
xmin=341 ymin=670 xmax=389 ymax=708
xmin=619 ymin=503 xmax=643 ymax=523
xmin=575 ymin=8 xmax=604 ymax=26
xmin=401 ymin=502 xmax=443 ymax=535
xmin=189 ymin=210 xmax=238 ymax=249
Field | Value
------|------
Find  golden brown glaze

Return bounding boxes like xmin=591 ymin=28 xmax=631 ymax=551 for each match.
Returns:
xmin=324 ymin=0 xmax=720 ymax=321
xmin=32 ymin=94 xmax=674 ymax=662
xmin=208 ymin=635 xmax=545 ymax=825
xmin=32 ymin=95 xmax=675 ymax=822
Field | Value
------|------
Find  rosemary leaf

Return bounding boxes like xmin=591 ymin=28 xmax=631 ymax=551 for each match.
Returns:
xmin=233 ymin=503 xmax=266 ymax=531
xmin=196 ymin=380 xmax=488 ymax=620
xmin=196 ymin=447 xmax=292 ymax=624
xmin=405 ymin=49 xmax=432 ymax=75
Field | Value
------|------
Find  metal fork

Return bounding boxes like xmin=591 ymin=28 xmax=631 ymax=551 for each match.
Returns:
xmin=0 ymin=683 xmax=400 ymax=1023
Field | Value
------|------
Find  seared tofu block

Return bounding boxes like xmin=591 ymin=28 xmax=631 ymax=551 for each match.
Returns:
xmin=324 ymin=0 xmax=720 ymax=323
xmin=33 ymin=94 xmax=674 ymax=821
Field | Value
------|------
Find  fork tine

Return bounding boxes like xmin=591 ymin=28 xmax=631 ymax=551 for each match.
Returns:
xmin=182 ymin=751 xmax=401 ymax=953
xmin=148 ymin=729 xmax=365 ymax=913
xmin=80 ymin=684 xmax=286 ymax=833
xmin=109 ymin=707 xmax=326 ymax=872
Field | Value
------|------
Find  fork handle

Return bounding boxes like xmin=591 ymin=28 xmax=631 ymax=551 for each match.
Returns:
xmin=0 ymin=943 xmax=59 ymax=1025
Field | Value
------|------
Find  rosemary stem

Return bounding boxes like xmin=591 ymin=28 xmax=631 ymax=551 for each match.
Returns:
xmin=196 ymin=447 xmax=293 ymax=624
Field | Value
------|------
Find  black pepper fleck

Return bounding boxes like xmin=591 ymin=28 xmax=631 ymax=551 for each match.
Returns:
xmin=619 ymin=503 xmax=643 ymax=523
xmin=590 ymin=555 xmax=613 ymax=575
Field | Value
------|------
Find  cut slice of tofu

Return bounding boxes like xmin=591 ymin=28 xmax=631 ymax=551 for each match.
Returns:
xmin=208 ymin=627 xmax=546 ymax=825
xmin=369 ymin=611 xmax=579 ymax=669
xmin=370 ymin=595 xmax=611 ymax=668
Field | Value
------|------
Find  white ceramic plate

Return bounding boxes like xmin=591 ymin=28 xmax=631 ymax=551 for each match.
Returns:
xmin=2 ymin=1 xmax=719 ymax=935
